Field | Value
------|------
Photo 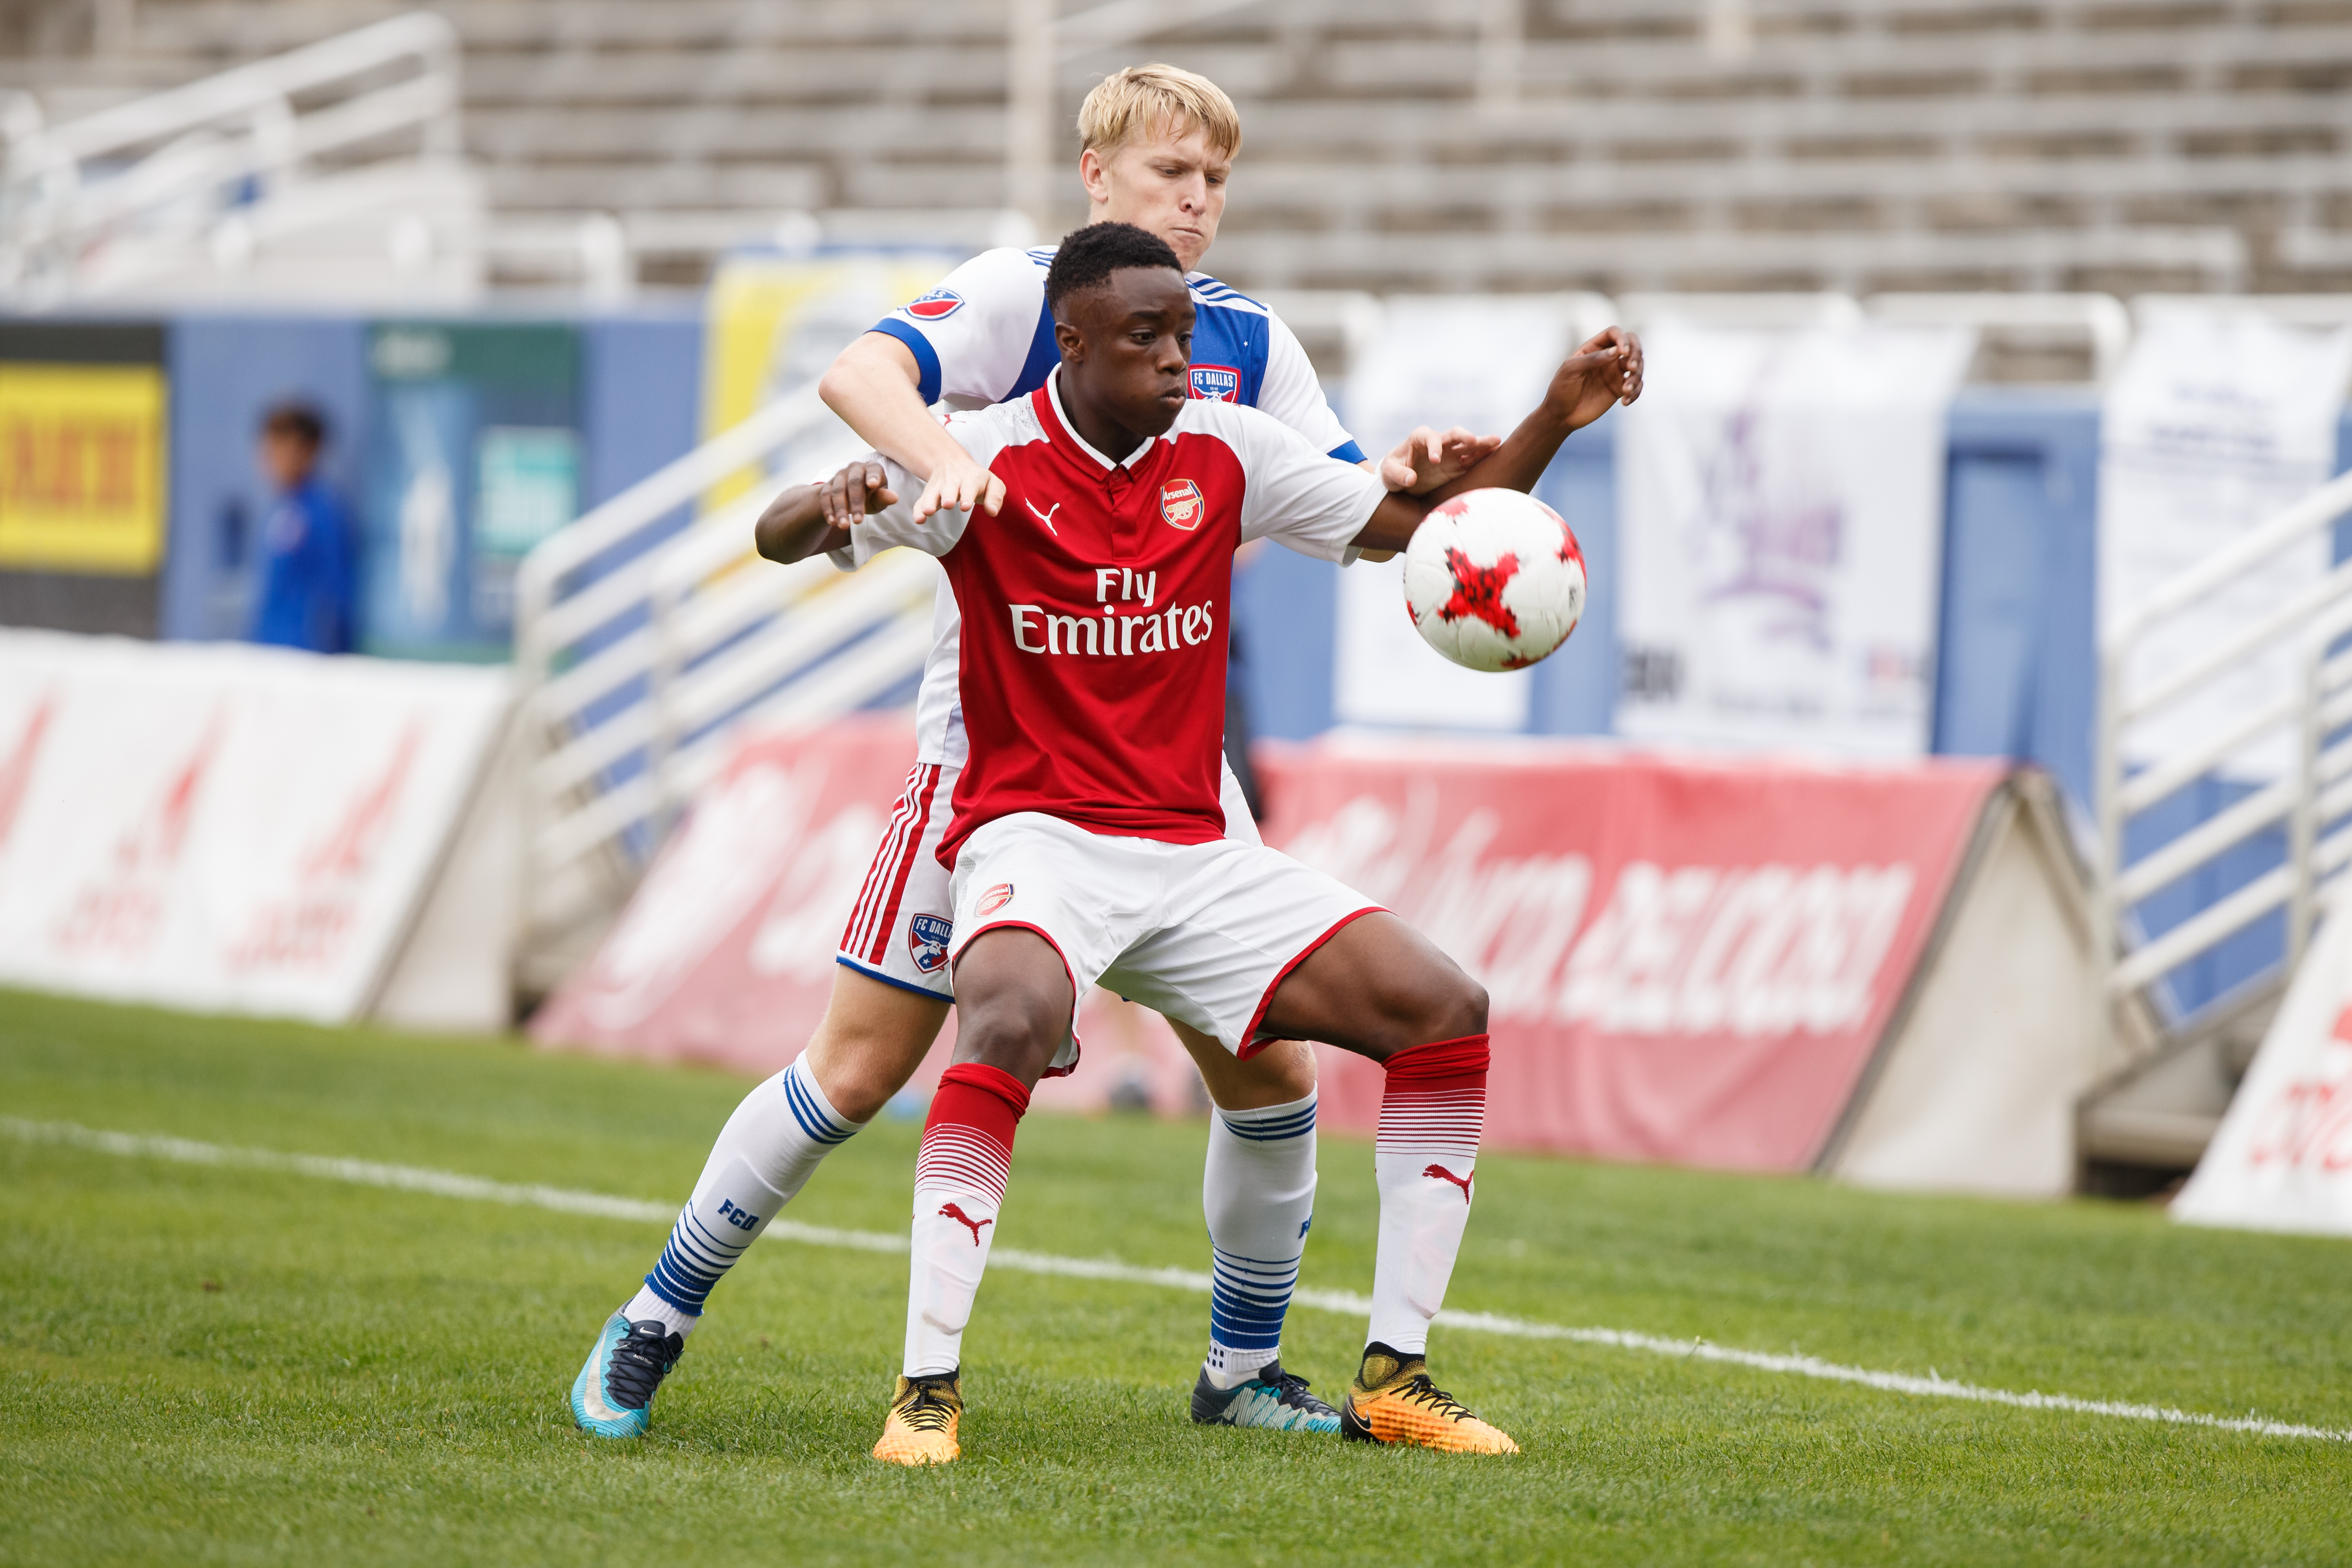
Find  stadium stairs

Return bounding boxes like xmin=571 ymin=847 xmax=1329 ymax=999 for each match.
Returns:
xmin=3 ymin=0 xmax=2351 ymax=303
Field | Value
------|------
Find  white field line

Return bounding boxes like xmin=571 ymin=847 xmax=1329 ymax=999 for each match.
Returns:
xmin=8 ymin=1115 xmax=2346 ymax=1446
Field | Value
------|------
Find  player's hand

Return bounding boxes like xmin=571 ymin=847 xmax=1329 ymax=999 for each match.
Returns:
xmin=1546 ymin=326 xmax=1644 ymax=431
xmin=819 ymin=460 xmax=900 ymax=530
xmin=1379 ymin=425 xmax=1502 ymax=494
xmin=911 ymin=446 xmax=1005 ymax=524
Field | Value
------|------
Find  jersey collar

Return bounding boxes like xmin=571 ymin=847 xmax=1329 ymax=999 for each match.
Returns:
xmin=1044 ymin=366 xmax=1155 ymax=475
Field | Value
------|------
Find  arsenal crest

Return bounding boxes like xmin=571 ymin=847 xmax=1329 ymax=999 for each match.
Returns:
xmin=1159 ymin=478 xmax=1204 ymax=531
xmin=907 ymin=913 xmax=952 ymax=974
xmin=1189 ymin=364 xmax=1240 ymax=402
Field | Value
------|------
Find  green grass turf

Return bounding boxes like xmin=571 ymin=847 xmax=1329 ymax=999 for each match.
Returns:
xmin=3 ymin=987 xmax=2350 ymax=1565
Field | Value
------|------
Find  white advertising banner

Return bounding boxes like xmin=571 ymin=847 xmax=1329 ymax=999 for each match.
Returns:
xmin=2100 ymin=305 xmax=2352 ymax=777
xmin=0 ymin=630 xmax=510 ymax=1022
xmin=1613 ymin=320 xmax=1975 ymax=756
xmin=2174 ymin=903 xmax=2352 ymax=1237
xmin=1335 ymin=296 xmax=1587 ymax=731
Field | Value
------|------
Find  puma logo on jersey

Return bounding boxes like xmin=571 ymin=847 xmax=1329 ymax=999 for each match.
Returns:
xmin=938 ymin=1201 xmax=994 ymax=1246
xmin=1423 ymin=1163 xmax=1474 ymax=1202
xmin=1024 ymin=498 xmax=1062 ymax=535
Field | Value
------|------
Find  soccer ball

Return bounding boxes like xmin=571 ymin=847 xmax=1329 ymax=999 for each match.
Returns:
xmin=1402 ymin=488 xmax=1586 ymax=671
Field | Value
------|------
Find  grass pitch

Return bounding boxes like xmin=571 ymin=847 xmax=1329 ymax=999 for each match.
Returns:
xmin=3 ymin=988 xmax=2349 ymax=1565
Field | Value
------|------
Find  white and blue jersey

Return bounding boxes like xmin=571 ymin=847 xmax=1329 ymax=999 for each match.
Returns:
xmin=873 ymin=245 xmax=1365 ymax=463
xmin=861 ymin=243 xmax=1367 ymax=771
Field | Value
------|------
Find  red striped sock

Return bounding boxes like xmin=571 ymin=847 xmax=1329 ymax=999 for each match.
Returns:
xmin=902 ymin=1062 xmax=1030 ymax=1376
xmin=1367 ymin=1035 xmax=1490 ymax=1356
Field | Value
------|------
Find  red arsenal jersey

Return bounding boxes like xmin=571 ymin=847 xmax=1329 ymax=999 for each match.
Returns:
xmin=843 ymin=369 xmax=1385 ymax=865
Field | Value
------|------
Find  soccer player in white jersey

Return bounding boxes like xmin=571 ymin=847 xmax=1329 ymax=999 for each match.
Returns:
xmin=755 ymin=223 xmax=1640 ymax=1461
xmin=565 ymin=64 xmax=1539 ymax=1443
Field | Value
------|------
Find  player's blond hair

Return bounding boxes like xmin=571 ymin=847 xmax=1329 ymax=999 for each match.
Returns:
xmin=1078 ymin=64 xmax=1243 ymax=160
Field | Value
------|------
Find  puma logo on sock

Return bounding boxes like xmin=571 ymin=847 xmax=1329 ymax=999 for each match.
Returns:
xmin=1422 ymin=1163 xmax=1474 ymax=1202
xmin=939 ymin=1202 xmax=994 ymax=1246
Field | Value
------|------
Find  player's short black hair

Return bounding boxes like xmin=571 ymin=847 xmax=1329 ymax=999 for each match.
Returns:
xmin=261 ymin=401 xmax=327 ymax=447
xmin=1044 ymin=222 xmax=1183 ymax=317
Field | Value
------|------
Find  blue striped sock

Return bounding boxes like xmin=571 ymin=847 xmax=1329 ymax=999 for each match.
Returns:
xmin=1201 ymin=1092 xmax=1317 ymax=1386
xmin=626 ymin=1055 xmax=863 ymax=1330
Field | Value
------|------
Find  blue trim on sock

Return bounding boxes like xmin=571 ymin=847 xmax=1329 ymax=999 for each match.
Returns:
xmin=1217 ymin=1104 xmax=1317 ymax=1141
xmin=643 ymin=1206 xmax=750 ymax=1313
xmin=782 ymin=1061 xmax=857 ymax=1146
xmin=1207 ymin=1245 xmax=1300 ymax=1352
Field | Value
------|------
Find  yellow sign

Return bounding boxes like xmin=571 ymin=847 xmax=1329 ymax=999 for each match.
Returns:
xmin=700 ymin=254 xmax=956 ymax=511
xmin=0 ymin=362 xmax=168 ymax=574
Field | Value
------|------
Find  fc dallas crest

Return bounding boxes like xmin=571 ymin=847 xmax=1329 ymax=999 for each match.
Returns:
xmin=1159 ymin=478 xmax=1204 ymax=531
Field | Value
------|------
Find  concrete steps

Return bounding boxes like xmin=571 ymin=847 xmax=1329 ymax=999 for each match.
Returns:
xmin=6 ymin=0 xmax=2349 ymax=294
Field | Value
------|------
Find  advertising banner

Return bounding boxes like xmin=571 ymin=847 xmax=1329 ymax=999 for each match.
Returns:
xmin=2174 ymin=904 xmax=2352 ymax=1237
xmin=530 ymin=715 xmax=914 ymax=1072
xmin=0 ymin=629 xmax=509 ymax=1021
xmin=0 ymin=322 xmax=170 ymax=640
xmin=531 ymin=714 xmax=1224 ymax=1110
xmin=1614 ymin=320 xmax=1974 ymax=757
xmin=1258 ymin=737 xmax=2003 ymax=1168
xmin=0 ymin=361 xmax=167 ymax=573
xmin=700 ymin=251 xmax=960 ymax=510
xmin=540 ymin=719 xmax=2008 ymax=1170
xmin=2099 ymin=305 xmax=2352 ymax=777
xmin=363 ymin=321 xmax=582 ymax=660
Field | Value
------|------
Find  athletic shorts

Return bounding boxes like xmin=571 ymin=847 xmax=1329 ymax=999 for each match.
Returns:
xmin=835 ymin=757 xmax=1263 ymax=1002
xmin=945 ymin=810 xmax=1383 ymax=1057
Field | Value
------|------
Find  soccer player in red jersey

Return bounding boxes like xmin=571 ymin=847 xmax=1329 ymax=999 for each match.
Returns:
xmin=757 ymin=222 xmax=1642 ymax=1461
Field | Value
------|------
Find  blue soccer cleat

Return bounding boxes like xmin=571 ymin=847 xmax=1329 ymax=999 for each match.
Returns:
xmin=1190 ymin=1362 xmax=1342 ymax=1433
xmin=569 ymin=1312 xmax=684 ymax=1439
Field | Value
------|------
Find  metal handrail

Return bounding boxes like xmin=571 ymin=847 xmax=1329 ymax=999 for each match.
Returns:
xmin=1 ymin=12 xmax=460 ymax=301
xmin=2092 ymin=468 xmax=2352 ymax=1059
xmin=513 ymin=386 xmax=836 ymax=666
xmin=7 ymin=14 xmax=457 ymax=170
xmin=511 ymin=384 xmax=936 ymax=958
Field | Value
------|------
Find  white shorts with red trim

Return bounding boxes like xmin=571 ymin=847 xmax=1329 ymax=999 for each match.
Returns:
xmin=944 ymin=810 xmax=1381 ymax=1057
xmin=835 ymin=757 xmax=1263 ymax=1002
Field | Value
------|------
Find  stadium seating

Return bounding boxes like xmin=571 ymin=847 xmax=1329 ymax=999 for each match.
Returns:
xmin=5 ymin=0 xmax=2350 ymax=300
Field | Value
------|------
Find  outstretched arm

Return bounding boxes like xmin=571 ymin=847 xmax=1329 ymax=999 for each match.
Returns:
xmin=1429 ymin=327 xmax=1642 ymax=503
xmin=754 ymin=460 xmax=900 ymax=565
xmin=1347 ymin=326 xmax=1643 ymax=554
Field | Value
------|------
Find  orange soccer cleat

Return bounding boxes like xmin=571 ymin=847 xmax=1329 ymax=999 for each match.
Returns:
xmin=1339 ymin=1346 xmax=1519 ymax=1455
xmin=873 ymin=1372 xmax=963 ymax=1466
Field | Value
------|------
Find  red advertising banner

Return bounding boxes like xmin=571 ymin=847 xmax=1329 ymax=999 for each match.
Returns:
xmin=531 ymin=712 xmax=1203 ymax=1113
xmin=536 ymin=719 xmax=2007 ymax=1173
xmin=1255 ymin=737 xmax=2004 ymax=1170
xmin=530 ymin=714 xmax=919 ymax=1072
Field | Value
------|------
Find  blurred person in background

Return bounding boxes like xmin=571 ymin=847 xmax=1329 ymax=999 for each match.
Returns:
xmin=250 ymin=401 xmax=356 ymax=654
